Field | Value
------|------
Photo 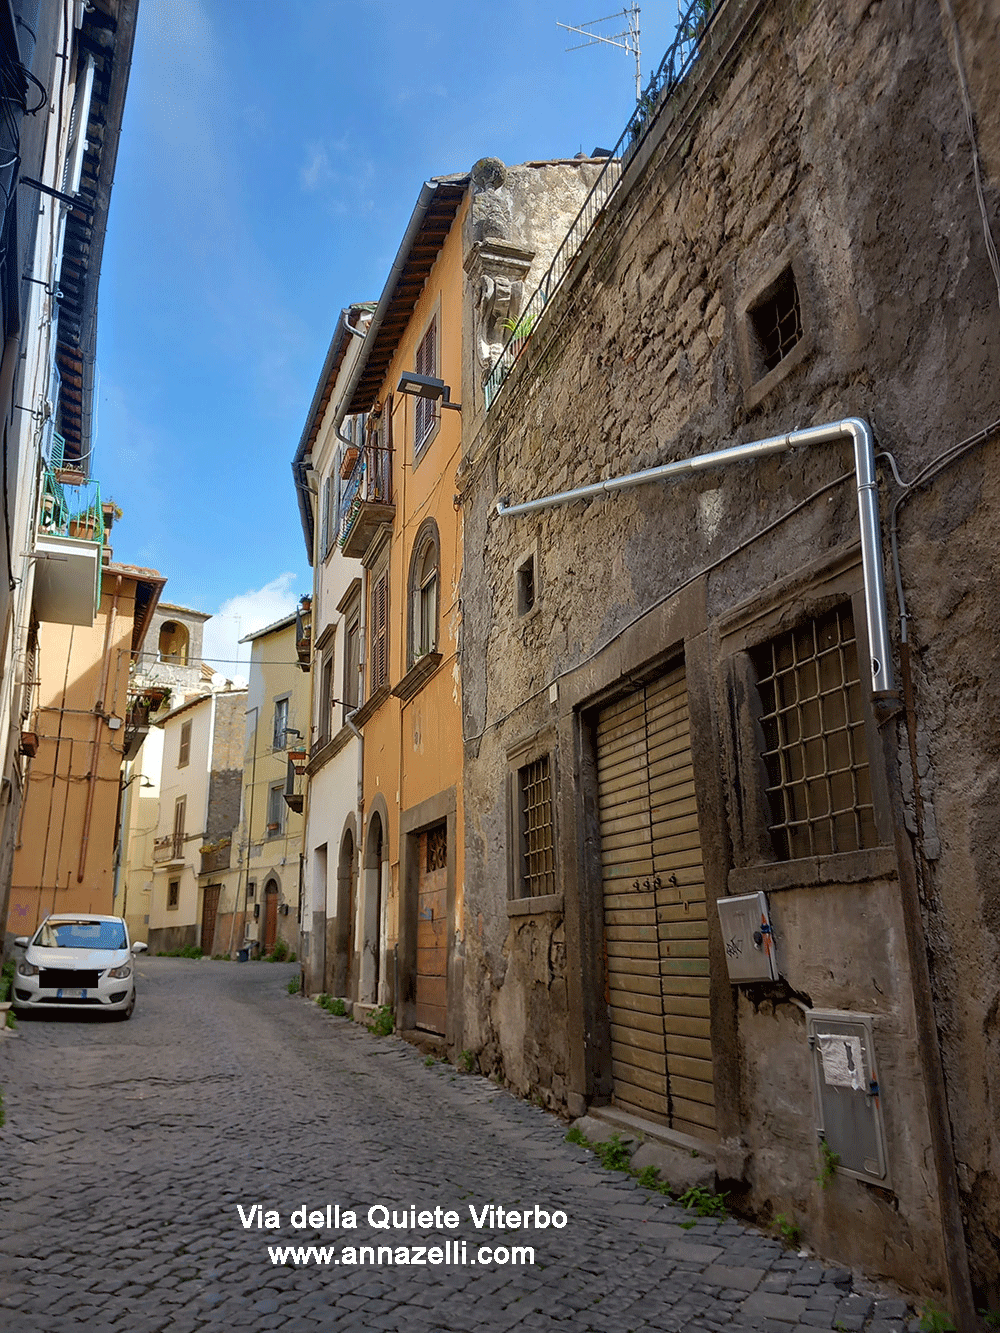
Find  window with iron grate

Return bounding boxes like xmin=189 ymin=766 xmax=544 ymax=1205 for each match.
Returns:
xmin=750 ymin=603 xmax=878 ymax=861
xmin=516 ymin=755 xmax=556 ymax=897
xmin=748 ymin=266 xmax=803 ymax=374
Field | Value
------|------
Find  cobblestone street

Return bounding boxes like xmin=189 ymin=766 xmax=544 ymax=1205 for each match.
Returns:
xmin=0 ymin=960 xmax=921 ymax=1332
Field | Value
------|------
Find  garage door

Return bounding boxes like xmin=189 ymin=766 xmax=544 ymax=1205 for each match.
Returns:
xmin=596 ymin=663 xmax=715 ymax=1138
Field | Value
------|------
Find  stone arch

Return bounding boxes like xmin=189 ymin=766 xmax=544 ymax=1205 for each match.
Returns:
xmin=158 ymin=620 xmax=189 ymax=664
xmin=262 ymin=877 xmax=280 ymax=954
xmin=361 ymin=794 xmax=390 ymax=1005
xmin=329 ymin=819 xmax=358 ymax=999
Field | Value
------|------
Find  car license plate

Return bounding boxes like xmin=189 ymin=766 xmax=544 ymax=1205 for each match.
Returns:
xmin=57 ymin=988 xmax=86 ymax=999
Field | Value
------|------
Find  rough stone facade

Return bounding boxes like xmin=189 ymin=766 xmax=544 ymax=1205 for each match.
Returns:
xmin=459 ymin=0 xmax=1000 ymax=1312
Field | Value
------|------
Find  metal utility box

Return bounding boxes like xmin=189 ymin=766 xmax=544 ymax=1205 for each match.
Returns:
xmin=807 ymin=1010 xmax=888 ymax=1184
xmin=717 ymin=891 xmax=779 ymax=982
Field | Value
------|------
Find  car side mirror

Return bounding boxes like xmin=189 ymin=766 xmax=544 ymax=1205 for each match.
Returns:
xmin=131 ymin=941 xmax=148 ymax=954
xmin=14 ymin=936 xmax=29 ymax=948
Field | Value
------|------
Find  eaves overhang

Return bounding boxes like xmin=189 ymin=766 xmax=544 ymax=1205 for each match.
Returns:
xmin=291 ymin=302 xmax=375 ymax=563
xmin=54 ymin=0 xmax=139 ymax=472
xmin=341 ymin=175 xmax=469 ymax=421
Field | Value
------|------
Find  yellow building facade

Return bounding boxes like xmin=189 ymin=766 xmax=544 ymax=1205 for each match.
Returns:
xmin=233 ymin=615 xmax=307 ymax=957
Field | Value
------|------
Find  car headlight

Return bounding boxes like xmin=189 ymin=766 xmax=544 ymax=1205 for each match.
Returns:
xmin=17 ymin=959 xmax=39 ymax=977
xmin=107 ymin=961 xmax=132 ymax=979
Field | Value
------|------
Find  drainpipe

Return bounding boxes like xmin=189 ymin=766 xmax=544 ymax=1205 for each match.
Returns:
xmin=77 ymin=572 xmax=121 ymax=882
xmin=497 ymin=413 xmax=975 ymax=1323
xmin=497 ymin=417 xmax=892 ymax=696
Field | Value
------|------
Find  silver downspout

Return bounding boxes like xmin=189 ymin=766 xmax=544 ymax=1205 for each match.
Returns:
xmin=496 ymin=417 xmax=893 ymax=695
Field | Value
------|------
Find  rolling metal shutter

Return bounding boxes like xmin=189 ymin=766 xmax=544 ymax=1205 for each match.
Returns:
xmin=597 ymin=664 xmax=715 ymax=1138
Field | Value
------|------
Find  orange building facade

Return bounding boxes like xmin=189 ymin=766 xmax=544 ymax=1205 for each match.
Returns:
xmin=7 ymin=563 xmax=163 ymax=936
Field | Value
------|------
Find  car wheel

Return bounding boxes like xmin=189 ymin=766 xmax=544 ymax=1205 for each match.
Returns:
xmin=115 ymin=992 xmax=135 ymax=1022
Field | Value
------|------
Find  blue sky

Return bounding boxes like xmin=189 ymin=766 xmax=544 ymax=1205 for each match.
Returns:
xmin=96 ymin=1 xmax=682 ymax=672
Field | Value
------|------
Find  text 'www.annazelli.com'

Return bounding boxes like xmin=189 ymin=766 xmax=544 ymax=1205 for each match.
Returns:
xmin=268 ymin=1241 xmax=535 ymax=1268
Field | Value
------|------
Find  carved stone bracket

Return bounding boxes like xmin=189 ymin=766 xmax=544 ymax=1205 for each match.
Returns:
xmin=465 ymin=239 xmax=535 ymax=371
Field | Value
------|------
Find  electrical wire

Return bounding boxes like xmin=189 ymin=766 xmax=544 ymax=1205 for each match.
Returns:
xmin=888 ymin=415 xmax=1000 ymax=643
xmin=940 ymin=0 xmax=1000 ymax=314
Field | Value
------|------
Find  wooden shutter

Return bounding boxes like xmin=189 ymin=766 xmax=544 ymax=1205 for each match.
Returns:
xmin=178 ymin=720 xmax=191 ymax=767
xmin=597 ymin=664 xmax=715 ymax=1138
xmin=172 ymin=796 xmax=186 ymax=858
xmin=414 ymin=321 xmax=437 ymax=450
xmin=370 ymin=570 xmax=389 ymax=692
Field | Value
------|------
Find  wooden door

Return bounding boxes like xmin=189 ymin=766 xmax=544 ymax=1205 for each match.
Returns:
xmin=596 ymin=663 xmax=715 ymax=1138
xmin=263 ymin=883 xmax=278 ymax=954
xmin=415 ymin=824 xmax=447 ymax=1033
xmin=200 ymin=884 xmax=220 ymax=956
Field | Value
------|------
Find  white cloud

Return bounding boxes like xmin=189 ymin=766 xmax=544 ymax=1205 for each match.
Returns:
xmin=300 ymin=142 xmax=332 ymax=192
xmin=202 ymin=573 xmax=300 ymax=678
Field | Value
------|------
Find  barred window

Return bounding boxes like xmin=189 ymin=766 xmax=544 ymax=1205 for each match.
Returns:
xmin=516 ymin=755 xmax=555 ymax=897
xmin=750 ymin=604 xmax=877 ymax=861
xmin=748 ymin=266 xmax=803 ymax=374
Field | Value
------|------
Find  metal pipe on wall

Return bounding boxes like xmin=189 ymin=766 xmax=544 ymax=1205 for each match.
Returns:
xmin=496 ymin=417 xmax=893 ymax=696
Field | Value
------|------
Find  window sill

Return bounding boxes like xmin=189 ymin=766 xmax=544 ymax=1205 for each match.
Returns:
xmin=350 ymin=683 xmax=391 ymax=729
xmin=392 ymin=652 xmax=442 ymax=702
xmin=728 ymin=846 xmax=896 ymax=894
xmin=306 ymin=725 xmax=357 ymax=775
xmin=507 ymin=893 xmax=563 ymax=917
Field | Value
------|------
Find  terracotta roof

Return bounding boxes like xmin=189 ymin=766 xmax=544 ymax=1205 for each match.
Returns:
xmin=344 ymin=176 xmax=469 ymax=416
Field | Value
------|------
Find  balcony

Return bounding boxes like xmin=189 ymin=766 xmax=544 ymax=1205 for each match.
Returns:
xmin=200 ymin=837 xmax=232 ymax=875
xmin=152 ymin=836 xmax=179 ymax=864
xmin=33 ymin=469 xmax=106 ymax=626
xmin=338 ymin=442 xmax=394 ymax=559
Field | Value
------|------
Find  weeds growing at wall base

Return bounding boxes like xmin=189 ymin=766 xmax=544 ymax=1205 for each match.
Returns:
xmin=564 ymin=1127 xmax=729 ymax=1218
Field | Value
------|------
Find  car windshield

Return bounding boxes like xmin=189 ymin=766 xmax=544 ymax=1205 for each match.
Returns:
xmin=35 ymin=920 xmax=127 ymax=950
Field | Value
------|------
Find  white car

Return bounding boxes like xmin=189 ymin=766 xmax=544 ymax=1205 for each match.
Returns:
xmin=12 ymin=914 xmax=147 ymax=1020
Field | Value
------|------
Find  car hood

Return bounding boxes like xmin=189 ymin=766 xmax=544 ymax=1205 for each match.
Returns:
xmin=27 ymin=945 xmax=129 ymax=969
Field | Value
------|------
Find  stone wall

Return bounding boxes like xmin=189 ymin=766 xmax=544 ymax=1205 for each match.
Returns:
xmin=459 ymin=0 xmax=1000 ymax=1306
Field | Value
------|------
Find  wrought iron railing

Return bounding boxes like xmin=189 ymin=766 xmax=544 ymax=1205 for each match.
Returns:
xmin=338 ymin=442 xmax=393 ymax=549
xmin=484 ymin=0 xmax=721 ymax=408
xmin=38 ymin=467 xmax=106 ymax=545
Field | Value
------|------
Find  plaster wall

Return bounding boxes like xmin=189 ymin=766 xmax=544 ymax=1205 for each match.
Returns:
xmin=458 ymin=0 xmax=1000 ymax=1300
xmin=8 ymin=572 xmax=139 ymax=933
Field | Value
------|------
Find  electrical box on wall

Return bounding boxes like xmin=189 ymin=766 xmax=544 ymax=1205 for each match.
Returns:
xmin=717 ymin=891 xmax=779 ymax=982
xmin=807 ymin=1010 xmax=888 ymax=1185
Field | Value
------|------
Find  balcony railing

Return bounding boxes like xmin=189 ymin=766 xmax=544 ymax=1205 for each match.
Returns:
xmin=152 ymin=836 xmax=176 ymax=864
xmin=38 ymin=468 xmax=106 ymax=545
xmin=201 ymin=838 xmax=232 ymax=875
xmin=338 ymin=442 xmax=395 ymax=559
xmin=484 ymin=0 xmax=721 ymax=408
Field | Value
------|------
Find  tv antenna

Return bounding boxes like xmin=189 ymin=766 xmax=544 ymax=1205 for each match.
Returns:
xmin=557 ymin=4 xmax=641 ymax=101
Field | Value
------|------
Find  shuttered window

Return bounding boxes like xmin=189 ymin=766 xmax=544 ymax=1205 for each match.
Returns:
xmin=178 ymin=720 xmax=191 ymax=768
xmin=172 ymin=797 xmax=186 ymax=859
xmin=369 ymin=568 xmax=390 ymax=693
xmin=414 ymin=319 xmax=437 ymax=453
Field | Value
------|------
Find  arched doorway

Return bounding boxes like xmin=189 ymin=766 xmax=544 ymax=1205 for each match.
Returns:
xmin=262 ymin=880 xmax=279 ymax=955
xmin=333 ymin=828 xmax=357 ymax=998
xmin=361 ymin=812 xmax=384 ymax=1004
